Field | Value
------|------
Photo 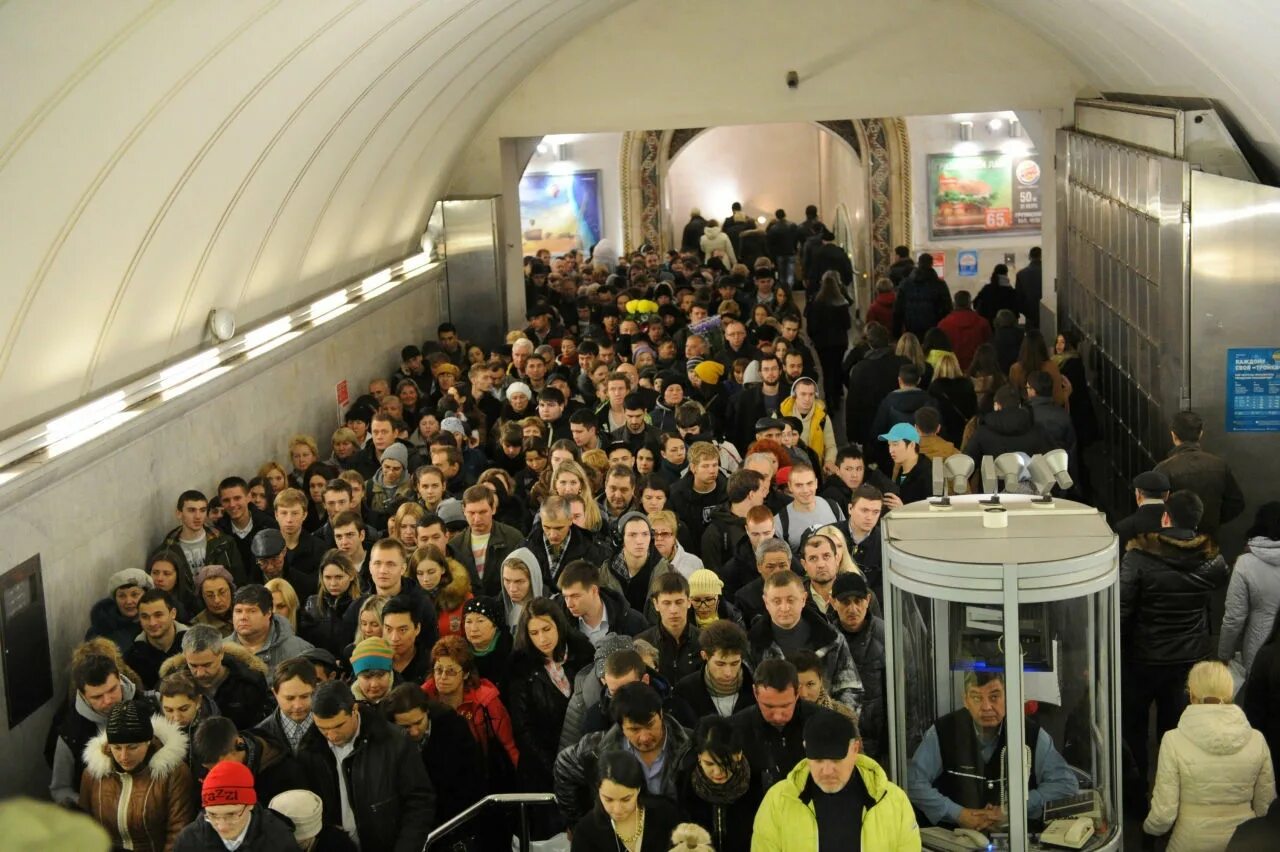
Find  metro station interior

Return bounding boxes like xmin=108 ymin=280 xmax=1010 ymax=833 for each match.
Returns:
xmin=1 ymin=2 xmax=1279 ymax=851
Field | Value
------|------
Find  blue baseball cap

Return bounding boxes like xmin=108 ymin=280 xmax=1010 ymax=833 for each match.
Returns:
xmin=878 ymin=423 xmax=921 ymax=443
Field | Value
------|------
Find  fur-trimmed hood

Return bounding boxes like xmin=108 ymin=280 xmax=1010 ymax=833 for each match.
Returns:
xmin=436 ymin=557 xmax=474 ymax=612
xmin=157 ymin=638 xmax=269 ymax=680
xmin=82 ymin=714 xmax=188 ymax=781
xmin=1127 ymin=530 xmax=1221 ymax=564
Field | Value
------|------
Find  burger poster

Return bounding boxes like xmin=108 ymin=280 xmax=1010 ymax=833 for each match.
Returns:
xmin=927 ymin=152 xmax=1042 ymax=238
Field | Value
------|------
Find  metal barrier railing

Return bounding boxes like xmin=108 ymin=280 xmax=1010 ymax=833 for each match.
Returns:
xmin=423 ymin=792 xmax=558 ymax=851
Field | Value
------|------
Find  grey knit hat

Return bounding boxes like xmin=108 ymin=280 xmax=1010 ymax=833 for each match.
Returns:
xmin=106 ymin=568 xmax=153 ymax=598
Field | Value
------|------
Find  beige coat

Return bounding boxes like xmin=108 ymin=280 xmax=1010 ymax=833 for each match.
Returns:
xmin=79 ymin=715 xmax=195 ymax=852
xmin=1144 ymin=703 xmax=1276 ymax=852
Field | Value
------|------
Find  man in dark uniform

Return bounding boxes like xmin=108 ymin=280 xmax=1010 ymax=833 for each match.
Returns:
xmin=1114 ymin=471 xmax=1170 ymax=554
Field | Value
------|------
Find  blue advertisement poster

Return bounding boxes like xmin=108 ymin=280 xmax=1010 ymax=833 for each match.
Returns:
xmin=519 ymin=171 xmax=603 ymax=256
xmin=957 ymin=250 xmax=979 ymax=277
xmin=1226 ymin=347 xmax=1280 ymax=432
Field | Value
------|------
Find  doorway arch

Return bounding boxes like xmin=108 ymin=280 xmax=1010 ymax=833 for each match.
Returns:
xmin=620 ymin=118 xmax=910 ymax=281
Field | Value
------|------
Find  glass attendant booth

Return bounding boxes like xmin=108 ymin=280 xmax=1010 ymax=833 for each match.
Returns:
xmin=881 ymin=495 xmax=1122 ymax=852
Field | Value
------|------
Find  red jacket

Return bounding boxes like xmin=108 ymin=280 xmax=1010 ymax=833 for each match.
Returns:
xmin=937 ymin=308 xmax=992 ymax=371
xmin=865 ymin=291 xmax=896 ymax=331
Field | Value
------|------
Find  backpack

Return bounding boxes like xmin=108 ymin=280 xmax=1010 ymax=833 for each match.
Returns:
xmin=779 ymin=497 xmax=845 ymax=549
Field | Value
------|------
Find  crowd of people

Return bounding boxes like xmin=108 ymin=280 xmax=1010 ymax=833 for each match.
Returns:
xmin=34 ymin=203 xmax=1280 ymax=851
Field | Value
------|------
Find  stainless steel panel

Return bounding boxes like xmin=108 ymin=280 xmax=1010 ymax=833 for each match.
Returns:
xmin=1187 ymin=171 xmax=1280 ymax=524
xmin=1057 ymin=131 xmax=1191 ymax=512
xmin=439 ymin=197 xmax=506 ymax=348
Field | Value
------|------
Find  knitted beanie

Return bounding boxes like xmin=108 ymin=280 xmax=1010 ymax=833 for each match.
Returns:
xmin=105 ymin=700 xmax=153 ymax=745
xmin=106 ymin=568 xmax=153 ymax=598
xmin=202 ymin=760 xmax=257 ymax=808
xmin=268 ymin=790 xmax=323 ymax=842
xmin=693 ymin=361 xmax=725 ymax=385
xmin=462 ymin=596 xmax=502 ymax=629
xmin=687 ymin=569 xmax=724 ymax=598
xmin=350 ymin=637 xmax=394 ymax=674
xmin=380 ymin=442 xmax=409 ymax=469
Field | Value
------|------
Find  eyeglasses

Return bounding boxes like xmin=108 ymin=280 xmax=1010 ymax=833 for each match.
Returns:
xmin=690 ymin=596 xmax=718 ymax=608
xmin=433 ymin=666 xmax=462 ymax=678
xmin=205 ymin=805 xmax=248 ymax=825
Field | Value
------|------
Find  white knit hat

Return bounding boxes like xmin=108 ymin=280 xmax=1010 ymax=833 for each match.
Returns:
xmin=269 ymin=789 xmax=323 ymax=841
xmin=105 ymin=568 xmax=153 ymax=598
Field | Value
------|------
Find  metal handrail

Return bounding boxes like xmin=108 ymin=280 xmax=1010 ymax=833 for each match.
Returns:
xmin=423 ymin=792 xmax=558 ymax=851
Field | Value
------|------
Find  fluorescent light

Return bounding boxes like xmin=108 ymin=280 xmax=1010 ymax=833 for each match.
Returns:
xmin=245 ymin=330 xmax=302 ymax=360
xmin=953 ymin=141 xmax=981 ymax=156
xmin=536 ymin=142 xmax=549 ymax=154
xmin=46 ymin=391 xmax=128 ymax=442
xmin=47 ymin=411 xmax=140 ymax=457
xmin=159 ymin=365 xmax=232 ymax=401
xmin=159 ymin=349 xmax=222 ymax=392
xmin=242 ymin=317 xmax=293 ymax=350
xmin=308 ymin=291 xmax=348 ymax=320
xmin=400 ymin=252 xmax=431 ymax=275
xmin=361 ymin=269 xmax=392 ymax=291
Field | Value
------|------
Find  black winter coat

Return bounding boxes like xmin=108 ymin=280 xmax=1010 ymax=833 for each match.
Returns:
xmin=523 ymin=524 xmax=611 ymax=588
xmin=299 ymin=707 xmax=434 ymax=852
xmin=637 ymin=620 xmax=702 ymax=685
xmin=804 ymin=299 xmax=852 ymax=348
xmin=1155 ymin=442 xmax=1247 ymax=536
xmin=420 ymin=702 xmax=488 ymax=822
xmin=174 ymin=805 xmax=300 ymax=851
xmin=1120 ymin=531 xmax=1230 ymax=665
xmin=570 ymin=797 xmax=683 ymax=852
xmin=839 ymin=615 xmax=887 ymax=761
xmin=213 ymin=654 xmax=274 ymax=732
xmin=1114 ymin=502 xmax=1167 ymax=555
xmin=845 ymin=348 xmax=909 ymax=446
xmin=673 ymin=665 xmax=755 ymax=719
xmin=962 ymin=405 xmax=1056 ymax=463
xmin=973 ymin=282 xmax=1020 ymax=324
xmin=893 ymin=271 xmax=952 ymax=338
xmin=928 ymin=377 xmax=978 ymax=445
xmin=302 ymin=593 xmax=356 ymax=658
xmin=506 ymin=636 xmax=595 ymax=788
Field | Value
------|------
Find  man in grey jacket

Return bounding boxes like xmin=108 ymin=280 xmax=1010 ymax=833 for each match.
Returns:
xmin=49 ymin=653 xmax=139 ymax=805
xmin=229 ymin=584 xmax=313 ymax=677
xmin=553 ymin=682 xmax=693 ymax=825
xmin=748 ymin=570 xmax=863 ymax=713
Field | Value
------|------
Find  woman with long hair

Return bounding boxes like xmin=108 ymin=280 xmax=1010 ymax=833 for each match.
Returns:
xmin=340 ymin=594 xmax=387 ymax=674
xmin=928 ymin=351 xmax=979 ymax=445
xmin=147 ymin=548 xmax=198 ymax=623
xmin=302 ymin=550 xmax=360 ymax=657
xmin=264 ymin=578 xmax=302 ymax=633
xmin=301 ymin=462 xmax=338 ymax=533
xmin=572 ymin=750 xmax=683 ymax=852
xmin=1055 ymin=328 xmax=1099 ymax=447
xmin=246 ymin=476 xmax=273 ymax=513
xmin=550 ymin=461 xmax=602 ymax=531
xmin=1145 ymin=661 xmax=1276 ymax=851
xmin=256 ymin=461 xmax=288 ymax=498
xmin=1009 ymin=328 xmax=1070 ymax=407
xmin=805 ymin=270 xmax=853 ymax=406
xmin=895 ymin=331 xmax=929 ymax=380
xmin=393 ymin=502 xmax=426 ymax=549
xmin=966 ymin=342 xmax=1009 ymax=399
xmin=413 ymin=544 xmax=473 ymax=638
xmin=679 ymin=716 xmax=754 ymax=852
xmin=506 ymin=598 xmax=595 ymax=806
xmin=80 ymin=700 xmax=194 ymax=852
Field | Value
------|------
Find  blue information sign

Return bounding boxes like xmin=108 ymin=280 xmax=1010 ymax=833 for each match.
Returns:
xmin=1226 ymin=348 xmax=1280 ymax=432
xmin=957 ymin=250 xmax=979 ymax=277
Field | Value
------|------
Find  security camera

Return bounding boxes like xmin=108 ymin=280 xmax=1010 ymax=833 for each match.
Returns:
xmin=786 ymin=70 xmax=799 ymax=89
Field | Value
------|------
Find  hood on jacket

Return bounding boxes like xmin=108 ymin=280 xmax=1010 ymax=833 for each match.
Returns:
xmin=703 ymin=225 xmax=724 ymax=238
xmin=1126 ymin=531 xmax=1221 ymax=566
xmin=1176 ymin=703 xmax=1254 ymax=755
xmin=436 ymin=557 xmax=473 ymax=611
xmin=157 ymin=639 xmax=270 ymax=682
xmin=1246 ymin=537 xmax=1280 ymax=566
xmin=499 ymin=546 xmax=544 ymax=620
xmin=82 ymin=714 xmax=188 ymax=781
xmin=258 ymin=614 xmax=300 ymax=652
xmin=74 ymin=675 xmax=139 ymax=727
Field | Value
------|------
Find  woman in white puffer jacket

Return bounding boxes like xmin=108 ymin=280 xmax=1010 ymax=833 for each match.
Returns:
xmin=1144 ymin=661 xmax=1277 ymax=851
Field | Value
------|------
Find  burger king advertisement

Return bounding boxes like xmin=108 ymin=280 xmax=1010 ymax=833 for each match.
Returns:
xmin=927 ymin=152 xmax=1042 ymax=238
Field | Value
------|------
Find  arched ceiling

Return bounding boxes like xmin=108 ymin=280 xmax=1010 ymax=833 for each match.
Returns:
xmin=1 ymin=0 xmax=1275 ymax=436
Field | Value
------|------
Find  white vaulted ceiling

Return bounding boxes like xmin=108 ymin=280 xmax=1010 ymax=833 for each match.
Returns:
xmin=1 ymin=0 xmax=1275 ymax=435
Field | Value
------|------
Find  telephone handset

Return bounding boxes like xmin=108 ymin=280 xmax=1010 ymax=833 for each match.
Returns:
xmin=920 ymin=826 xmax=990 ymax=851
xmin=1039 ymin=817 xmax=1094 ymax=849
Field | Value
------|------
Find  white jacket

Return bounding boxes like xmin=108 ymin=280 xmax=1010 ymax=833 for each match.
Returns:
xmin=699 ymin=226 xmax=736 ymax=266
xmin=1144 ymin=703 xmax=1276 ymax=852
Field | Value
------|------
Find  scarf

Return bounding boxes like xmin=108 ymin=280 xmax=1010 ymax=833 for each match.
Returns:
xmin=703 ymin=664 xmax=742 ymax=698
xmin=691 ymin=753 xmax=752 ymax=805
xmin=473 ymin=633 xmax=500 ymax=658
